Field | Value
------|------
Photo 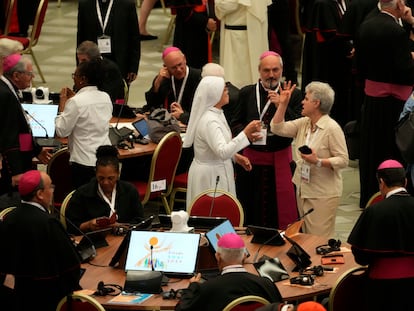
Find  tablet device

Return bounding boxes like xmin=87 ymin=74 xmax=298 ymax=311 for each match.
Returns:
xmin=205 ymin=220 xmax=250 ymax=257
xmin=132 ymin=119 xmax=149 ymax=138
xmin=247 ymin=225 xmax=285 ymax=246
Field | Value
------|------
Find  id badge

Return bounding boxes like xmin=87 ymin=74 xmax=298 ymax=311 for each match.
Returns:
xmin=301 ymin=162 xmax=310 ymax=183
xmin=97 ymin=35 xmax=111 ymax=54
xmin=252 ymin=127 xmax=267 ymax=145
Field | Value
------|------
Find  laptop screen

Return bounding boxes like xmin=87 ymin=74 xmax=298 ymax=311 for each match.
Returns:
xmin=125 ymin=231 xmax=201 ymax=274
xmin=22 ymin=103 xmax=58 ymax=138
xmin=205 ymin=220 xmax=250 ymax=257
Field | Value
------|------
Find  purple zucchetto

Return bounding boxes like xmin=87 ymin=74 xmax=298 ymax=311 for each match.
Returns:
xmin=259 ymin=51 xmax=280 ymax=60
xmin=217 ymin=233 xmax=245 ymax=249
xmin=3 ymin=53 xmax=21 ymax=72
xmin=377 ymin=159 xmax=404 ymax=171
xmin=18 ymin=170 xmax=41 ymax=196
xmin=162 ymin=46 xmax=181 ymax=59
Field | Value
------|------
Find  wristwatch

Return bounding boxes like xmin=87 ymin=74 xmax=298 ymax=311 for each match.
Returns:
xmin=316 ymin=158 xmax=322 ymax=167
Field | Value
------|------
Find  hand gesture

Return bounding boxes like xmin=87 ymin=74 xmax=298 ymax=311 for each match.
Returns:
xmin=277 ymin=81 xmax=296 ymax=108
xmin=170 ymin=102 xmax=184 ymax=119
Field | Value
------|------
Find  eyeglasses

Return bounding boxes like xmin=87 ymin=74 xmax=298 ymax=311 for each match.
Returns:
xmin=19 ymin=71 xmax=34 ymax=77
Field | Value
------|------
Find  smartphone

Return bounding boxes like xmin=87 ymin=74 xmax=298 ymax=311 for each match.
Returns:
xmin=96 ymin=216 xmax=110 ymax=227
xmin=298 ymin=145 xmax=312 ymax=154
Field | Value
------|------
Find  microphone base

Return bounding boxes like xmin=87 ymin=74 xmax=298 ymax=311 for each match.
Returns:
xmin=124 ymin=270 xmax=163 ymax=294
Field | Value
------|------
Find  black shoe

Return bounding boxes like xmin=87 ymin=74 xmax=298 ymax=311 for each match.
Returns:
xmin=140 ymin=34 xmax=158 ymax=41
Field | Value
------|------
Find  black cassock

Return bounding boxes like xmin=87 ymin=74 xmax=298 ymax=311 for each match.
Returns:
xmin=0 ymin=203 xmax=81 ymax=311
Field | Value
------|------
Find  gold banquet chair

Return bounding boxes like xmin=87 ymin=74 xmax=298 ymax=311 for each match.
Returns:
xmin=222 ymin=295 xmax=270 ymax=311
xmin=0 ymin=206 xmax=17 ymax=221
xmin=130 ymin=131 xmax=182 ymax=214
xmin=59 ymin=190 xmax=75 ymax=229
xmin=56 ymin=292 xmax=105 ymax=311
xmin=46 ymin=147 xmax=74 ymax=210
xmin=365 ymin=191 xmax=383 ymax=208
xmin=328 ymin=266 xmax=368 ymax=311
xmin=168 ymin=171 xmax=188 ymax=211
xmin=0 ymin=0 xmax=49 ymax=83
xmin=188 ymin=189 xmax=244 ymax=227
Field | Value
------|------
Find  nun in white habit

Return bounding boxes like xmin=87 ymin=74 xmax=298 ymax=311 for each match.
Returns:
xmin=183 ymin=76 xmax=261 ymax=209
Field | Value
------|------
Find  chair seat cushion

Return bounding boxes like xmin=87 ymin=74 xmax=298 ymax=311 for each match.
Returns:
xmin=173 ymin=172 xmax=188 ymax=188
xmin=0 ymin=35 xmax=30 ymax=48
xmin=131 ymin=180 xmax=148 ymax=201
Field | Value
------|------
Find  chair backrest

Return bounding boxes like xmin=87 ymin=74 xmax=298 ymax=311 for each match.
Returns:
xmin=141 ymin=131 xmax=182 ymax=204
xmin=30 ymin=0 xmax=48 ymax=46
xmin=328 ymin=266 xmax=368 ymax=311
xmin=365 ymin=191 xmax=383 ymax=208
xmin=0 ymin=206 xmax=16 ymax=221
xmin=2 ymin=0 xmax=15 ymax=34
xmin=56 ymin=293 xmax=105 ymax=311
xmin=222 ymin=295 xmax=270 ymax=311
xmin=59 ymin=190 xmax=75 ymax=229
xmin=189 ymin=189 xmax=244 ymax=227
xmin=47 ymin=147 xmax=73 ymax=209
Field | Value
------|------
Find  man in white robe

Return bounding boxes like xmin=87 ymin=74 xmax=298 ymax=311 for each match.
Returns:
xmin=215 ymin=0 xmax=271 ymax=88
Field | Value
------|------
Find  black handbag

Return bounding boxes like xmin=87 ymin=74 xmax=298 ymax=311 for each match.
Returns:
xmin=147 ymin=109 xmax=181 ymax=143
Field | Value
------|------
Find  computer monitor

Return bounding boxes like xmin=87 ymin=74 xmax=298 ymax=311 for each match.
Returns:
xmin=21 ymin=103 xmax=58 ymax=138
xmin=125 ymin=231 xmax=201 ymax=277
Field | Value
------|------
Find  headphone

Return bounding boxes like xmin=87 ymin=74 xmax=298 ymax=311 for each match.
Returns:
xmin=162 ymin=288 xmax=184 ymax=300
xmin=315 ymin=239 xmax=341 ymax=255
xmin=289 ymin=274 xmax=315 ymax=286
xmin=304 ymin=265 xmax=324 ymax=277
xmin=94 ymin=281 xmax=123 ymax=296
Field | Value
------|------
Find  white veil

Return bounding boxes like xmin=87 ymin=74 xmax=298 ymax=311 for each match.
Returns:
xmin=183 ymin=76 xmax=225 ymax=148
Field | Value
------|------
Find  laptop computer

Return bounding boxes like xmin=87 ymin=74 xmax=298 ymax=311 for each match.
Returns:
xmin=205 ymin=220 xmax=250 ymax=257
xmin=21 ymin=103 xmax=61 ymax=147
xmin=158 ymin=214 xmax=227 ymax=231
xmin=124 ymin=231 xmax=201 ymax=279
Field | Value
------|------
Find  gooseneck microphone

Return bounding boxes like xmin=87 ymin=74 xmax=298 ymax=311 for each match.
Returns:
xmin=294 ymin=208 xmax=315 ymax=223
xmin=52 ymin=206 xmax=97 ymax=261
xmin=25 ymin=110 xmax=49 ymax=138
xmin=150 ymin=245 xmax=155 ymax=271
xmin=208 ymin=176 xmax=220 ymax=217
xmin=252 ymin=209 xmax=315 ymax=263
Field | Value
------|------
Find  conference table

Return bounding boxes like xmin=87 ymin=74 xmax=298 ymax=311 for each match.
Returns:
xmin=48 ymin=116 xmax=158 ymax=160
xmin=78 ymin=230 xmax=358 ymax=310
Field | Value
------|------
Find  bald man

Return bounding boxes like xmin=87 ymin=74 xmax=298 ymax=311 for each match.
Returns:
xmin=231 ymin=51 xmax=302 ymax=229
xmin=144 ymin=47 xmax=201 ymax=125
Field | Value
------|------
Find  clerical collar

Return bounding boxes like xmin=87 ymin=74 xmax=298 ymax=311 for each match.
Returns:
xmin=221 ymin=264 xmax=246 ymax=275
xmin=386 ymin=187 xmax=407 ymax=198
xmin=21 ymin=200 xmax=49 ymax=213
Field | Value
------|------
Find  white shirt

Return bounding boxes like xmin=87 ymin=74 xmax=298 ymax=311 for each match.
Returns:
xmin=55 ymin=86 xmax=112 ymax=166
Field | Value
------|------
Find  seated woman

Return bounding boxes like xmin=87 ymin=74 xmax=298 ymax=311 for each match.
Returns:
xmin=66 ymin=145 xmax=144 ymax=234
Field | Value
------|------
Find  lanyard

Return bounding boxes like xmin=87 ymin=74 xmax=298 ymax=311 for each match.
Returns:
xmin=171 ymin=66 xmax=189 ymax=105
xmin=256 ymin=81 xmax=280 ymax=121
xmin=336 ymin=0 xmax=346 ymax=16
xmin=98 ymin=184 xmax=117 ymax=216
xmin=96 ymin=0 xmax=114 ymax=34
